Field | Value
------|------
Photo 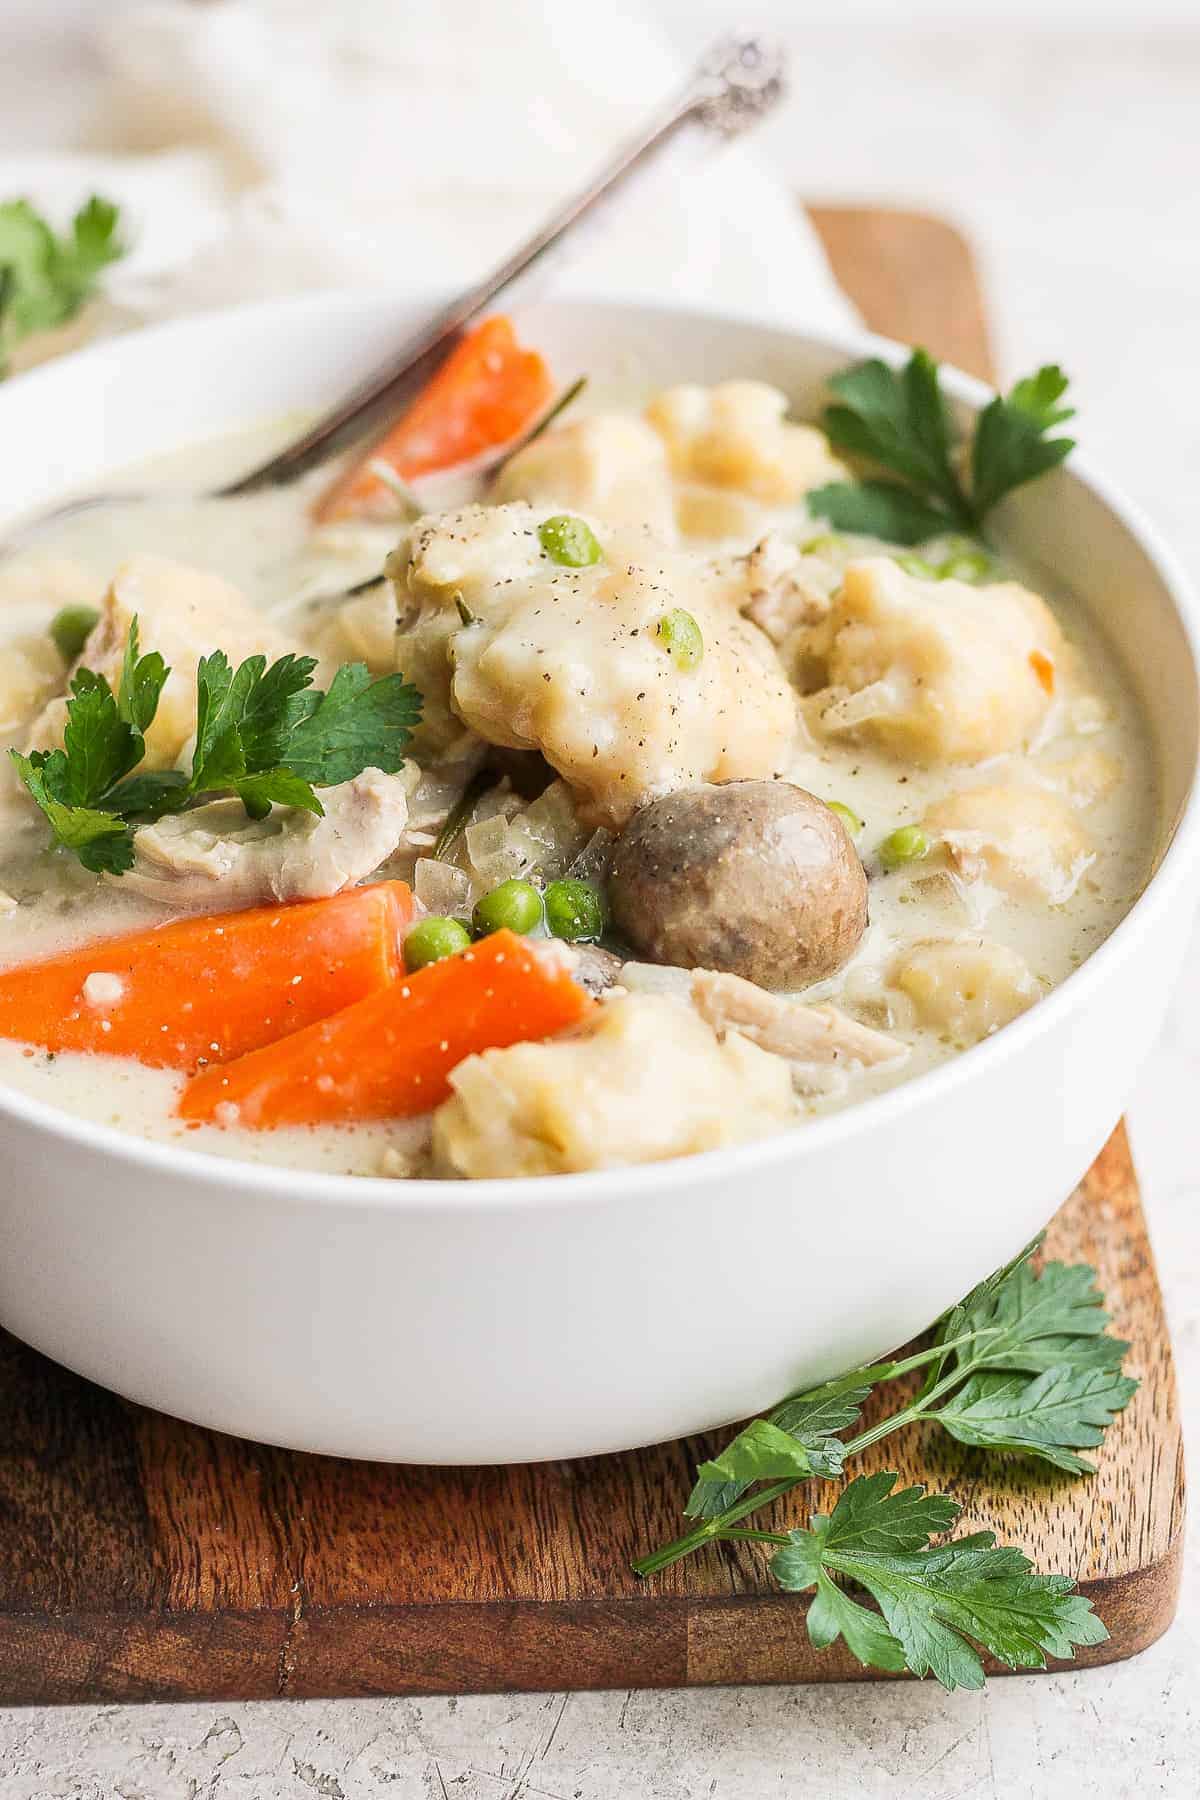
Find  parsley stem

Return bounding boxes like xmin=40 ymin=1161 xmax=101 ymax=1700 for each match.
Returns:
xmin=857 ymin=1327 xmax=982 ymax=1387
xmin=711 ymin=1529 xmax=793 ymax=1546
xmin=631 ymin=1480 xmax=797 ymax=1577
xmin=632 ymin=1328 xmax=996 ymax=1579
xmin=841 ymin=1359 xmax=978 ymax=1457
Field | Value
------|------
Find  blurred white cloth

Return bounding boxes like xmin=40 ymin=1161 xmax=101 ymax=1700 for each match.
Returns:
xmin=0 ymin=0 xmax=854 ymax=335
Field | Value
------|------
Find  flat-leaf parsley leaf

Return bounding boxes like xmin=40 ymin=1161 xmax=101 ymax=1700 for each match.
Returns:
xmin=0 ymin=194 xmax=125 ymax=374
xmin=808 ymin=349 xmax=1075 ymax=545
xmin=770 ymin=1472 xmax=1107 ymax=1689
xmin=633 ymin=1240 xmax=1134 ymax=1687
xmin=10 ymin=618 xmax=423 ymax=874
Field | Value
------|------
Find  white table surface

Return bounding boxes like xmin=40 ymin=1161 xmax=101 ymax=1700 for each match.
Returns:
xmin=2 ymin=10 xmax=1199 ymax=1796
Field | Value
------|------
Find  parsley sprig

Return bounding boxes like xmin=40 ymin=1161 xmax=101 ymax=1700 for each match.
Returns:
xmin=768 ymin=1474 xmax=1106 ymax=1689
xmin=633 ymin=1240 xmax=1134 ymax=1687
xmin=9 ymin=618 xmax=422 ymax=875
xmin=0 ymin=195 xmax=125 ymax=375
xmin=807 ymin=349 xmax=1076 ymax=545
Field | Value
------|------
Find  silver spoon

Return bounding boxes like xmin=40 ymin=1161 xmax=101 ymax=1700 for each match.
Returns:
xmin=2 ymin=35 xmax=785 ymax=555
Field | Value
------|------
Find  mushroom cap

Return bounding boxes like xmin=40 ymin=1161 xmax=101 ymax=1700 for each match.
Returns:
xmin=608 ymin=779 xmax=868 ymax=990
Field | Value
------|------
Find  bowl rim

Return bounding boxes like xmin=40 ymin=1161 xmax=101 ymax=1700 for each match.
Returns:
xmin=2 ymin=288 xmax=1199 ymax=1214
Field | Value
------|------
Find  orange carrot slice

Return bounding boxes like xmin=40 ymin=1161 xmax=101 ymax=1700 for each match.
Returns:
xmin=313 ymin=316 xmax=554 ymax=522
xmin=179 ymin=929 xmax=591 ymax=1128
xmin=0 ymin=882 xmax=414 ymax=1071
xmin=1029 ymin=649 xmax=1056 ymax=694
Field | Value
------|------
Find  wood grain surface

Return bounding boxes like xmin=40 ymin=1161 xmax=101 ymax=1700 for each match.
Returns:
xmin=0 ymin=208 xmax=1183 ymax=1704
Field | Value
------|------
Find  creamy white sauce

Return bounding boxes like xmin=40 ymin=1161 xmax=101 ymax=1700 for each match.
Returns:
xmin=0 ymin=409 xmax=1160 ymax=1173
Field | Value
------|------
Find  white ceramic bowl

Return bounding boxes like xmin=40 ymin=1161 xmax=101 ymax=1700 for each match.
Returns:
xmin=1 ymin=295 xmax=1198 ymax=1464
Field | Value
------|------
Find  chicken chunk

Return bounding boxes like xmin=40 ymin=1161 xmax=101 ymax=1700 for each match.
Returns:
xmin=734 ymin=534 xmax=838 ymax=645
xmin=813 ymin=558 xmax=1064 ymax=764
xmin=690 ymin=968 xmax=906 ymax=1069
xmin=568 ymin=942 xmax=625 ymax=997
xmin=432 ymin=991 xmax=794 ymax=1178
xmin=115 ymin=767 xmax=417 ymax=909
xmin=924 ymin=781 xmax=1095 ymax=905
xmin=29 ymin=554 xmax=296 ymax=770
xmin=891 ymin=938 xmax=1042 ymax=1043
xmin=493 ymin=413 xmax=676 ymax=539
xmin=387 ymin=502 xmax=796 ymax=828
xmin=644 ymin=381 xmax=846 ymax=505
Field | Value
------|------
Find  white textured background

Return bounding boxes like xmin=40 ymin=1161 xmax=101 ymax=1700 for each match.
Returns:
xmin=2 ymin=4 xmax=1200 ymax=1794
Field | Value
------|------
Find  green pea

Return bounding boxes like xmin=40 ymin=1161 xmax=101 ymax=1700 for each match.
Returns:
xmin=543 ymin=878 xmax=607 ymax=943
xmin=405 ymin=915 xmax=472 ymax=971
xmin=938 ymin=535 xmax=979 ymax=558
xmin=473 ymin=878 xmax=544 ymax=938
xmin=49 ymin=604 xmax=100 ymax=662
xmin=895 ymin=554 xmax=940 ymax=580
xmin=801 ymin=533 xmax=846 ymax=557
xmin=939 ymin=549 xmax=993 ymax=583
xmin=538 ymin=513 xmax=602 ymax=567
xmin=655 ymin=608 xmax=704 ymax=671
xmin=877 ymin=825 xmax=930 ymax=872
xmin=826 ymin=800 xmax=864 ymax=837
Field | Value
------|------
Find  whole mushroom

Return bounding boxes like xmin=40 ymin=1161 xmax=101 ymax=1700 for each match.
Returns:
xmin=608 ymin=780 xmax=868 ymax=990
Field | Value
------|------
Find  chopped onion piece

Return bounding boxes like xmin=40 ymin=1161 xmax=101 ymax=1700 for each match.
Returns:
xmin=566 ymin=828 xmax=615 ymax=883
xmin=464 ymin=814 xmax=513 ymax=868
xmin=522 ymin=781 xmax=586 ymax=875
xmin=820 ymin=678 xmax=906 ymax=733
xmin=471 ymin=784 xmax=522 ymax=827
xmin=414 ymin=858 xmax=473 ymax=917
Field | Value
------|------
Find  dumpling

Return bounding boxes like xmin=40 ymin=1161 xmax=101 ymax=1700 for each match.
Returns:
xmin=813 ymin=557 xmax=1064 ymax=764
xmin=28 ymin=554 xmax=295 ymax=770
xmin=385 ymin=504 xmax=550 ymax=755
xmin=386 ymin=502 xmax=797 ymax=827
xmin=310 ymin=582 xmax=397 ymax=675
xmin=644 ymin=381 xmax=846 ymax=504
xmin=891 ymin=938 xmax=1042 ymax=1043
xmin=494 ymin=413 xmax=676 ymax=539
xmin=1037 ymin=747 xmax=1123 ymax=809
xmin=0 ymin=635 xmax=64 ymax=739
xmin=432 ymin=990 xmax=794 ymax=1177
xmin=924 ymin=782 xmax=1095 ymax=905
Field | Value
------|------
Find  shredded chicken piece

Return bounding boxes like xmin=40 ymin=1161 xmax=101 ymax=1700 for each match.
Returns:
xmin=568 ymin=943 xmax=624 ymax=997
xmin=690 ymin=968 xmax=906 ymax=1069
xmin=114 ymin=766 xmax=417 ymax=909
xmin=735 ymin=535 xmax=838 ymax=644
xmin=615 ymin=960 xmax=694 ymax=999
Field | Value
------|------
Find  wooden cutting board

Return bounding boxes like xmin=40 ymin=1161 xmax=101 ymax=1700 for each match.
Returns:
xmin=0 ymin=209 xmax=1183 ymax=1704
